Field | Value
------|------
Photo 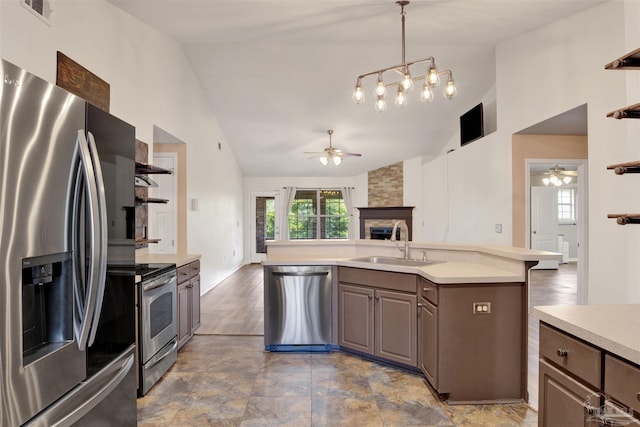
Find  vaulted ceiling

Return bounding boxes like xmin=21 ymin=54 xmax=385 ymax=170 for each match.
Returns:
xmin=109 ymin=0 xmax=605 ymax=177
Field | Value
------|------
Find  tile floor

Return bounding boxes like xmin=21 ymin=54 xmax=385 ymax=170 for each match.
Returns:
xmin=137 ymin=335 xmax=538 ymax=426
xmin=137 ymin=263 xmax=576 ymax=426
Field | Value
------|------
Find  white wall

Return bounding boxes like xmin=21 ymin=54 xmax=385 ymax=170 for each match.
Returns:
xmin=422 ymin=132 xmax=513 ymax=245
xmin=0 ymin=0 xmax=245 ymax=295
xmin=420 ymin=1 xmax=640 ymax=304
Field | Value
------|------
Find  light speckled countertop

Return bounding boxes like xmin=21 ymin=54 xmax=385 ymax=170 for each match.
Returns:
xmin=136 ymin=253 xmax=200 ymax=268
xmin=264 ymin=257 xmax=528 ymax=284
xmin=534 ymin=304 xmax=640 ymax=365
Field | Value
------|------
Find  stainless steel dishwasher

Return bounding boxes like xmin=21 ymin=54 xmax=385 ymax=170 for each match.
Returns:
xmin=264 ymin=265 xmax=332 ymax=351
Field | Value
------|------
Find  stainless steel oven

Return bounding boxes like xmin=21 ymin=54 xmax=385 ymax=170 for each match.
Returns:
xmin=137 ymin=264 xmax=177 ymax=396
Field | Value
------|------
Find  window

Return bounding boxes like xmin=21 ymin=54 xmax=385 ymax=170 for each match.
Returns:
xmin=289 ymin=189 xmax=349 ymax=239
xmin=557 ymin=187 xmax=576 ymax=223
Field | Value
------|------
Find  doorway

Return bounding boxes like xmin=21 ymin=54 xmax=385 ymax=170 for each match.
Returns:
xmin=149 ymin=153 xmax=177 ymax=254
xmin=250 ymin=191 xmax=280 ymax=263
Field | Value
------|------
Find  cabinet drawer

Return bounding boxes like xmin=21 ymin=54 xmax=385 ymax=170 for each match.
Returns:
xmin=190 ymin=260 xmax=201 ymax=277
xmin=605 ymin=354 xmax=640 ymax=414
xmin=177 ymin=265 xmax=191 ymax=283
xmin=338 ymin=267 xmax=416 ymax=293
xmin=539 ymin=323 xmax=602 ymax=389
xmin=419 ymin=277 xmax=438 ymax=305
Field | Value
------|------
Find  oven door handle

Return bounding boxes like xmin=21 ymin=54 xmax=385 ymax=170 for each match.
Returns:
xmin=144 ymin=338 xmax=178 ymax=371
xmin=143 ymin=275 xmax=175 ymax=291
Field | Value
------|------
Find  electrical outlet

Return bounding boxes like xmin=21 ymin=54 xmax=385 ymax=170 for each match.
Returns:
xmin=495 ymin=223 xmax=502 ymax=233
xmin=473 ymin=302 xmax=491 ymax=314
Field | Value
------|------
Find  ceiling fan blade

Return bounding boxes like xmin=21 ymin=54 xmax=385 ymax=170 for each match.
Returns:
xmin=341 ymin=152 xmax=362 ymax=157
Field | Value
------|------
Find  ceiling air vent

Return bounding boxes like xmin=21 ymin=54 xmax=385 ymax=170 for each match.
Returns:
xmin=21 ymin=0 xmax=52 ymax=25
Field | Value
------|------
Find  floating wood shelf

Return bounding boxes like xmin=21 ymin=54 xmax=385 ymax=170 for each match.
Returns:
xmin=606 ymin=102 xmax=640 ymax=119
xmin=135 ymin=238 xmax=161 ymax=245
xmin=135 ymin=162 xmax=172 ymax=174
xmin=135 ymin=196 xmax=169 ymax=204
xmin=606 ymin=160 xmax=640 ymax=175
xmin=607 ymin=214 xmax=640 ymax=225
xmin=605 ymin=47 xmax=640 ymax=70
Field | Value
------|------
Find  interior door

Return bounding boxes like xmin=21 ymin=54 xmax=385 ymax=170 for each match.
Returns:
xmin=531 ymin=186 xmax=559 ymax=269
xmin=250 ymin=191 xmax=280 ymax=263
xmin=149 ymin=153 xmax=176 ymax=254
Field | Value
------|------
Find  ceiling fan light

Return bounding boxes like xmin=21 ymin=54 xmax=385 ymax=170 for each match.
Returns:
xmin=563 ymin=176 xmax=572 ymax=184
xmin=542 ymin=177 xmax=550 ymax=186
xmin=374 ymin=95 xmax=387 ymax=113
xmin=319 ymin=156 xmax=328 ymax=166
xmin=333 ymin=156 xmax=342 ymax=166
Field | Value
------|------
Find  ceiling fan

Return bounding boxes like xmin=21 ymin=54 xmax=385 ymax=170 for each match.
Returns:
xmin=304 ymin=130 xmax=362 ymax=166
xmin=537 ymin=165 xmax=578 ymax=186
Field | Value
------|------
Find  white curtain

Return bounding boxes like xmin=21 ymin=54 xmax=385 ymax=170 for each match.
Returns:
xmin=281 ymin=186 xmax=297 ymax=240
xmin=341 ymin=187 xmax=355 ymax=239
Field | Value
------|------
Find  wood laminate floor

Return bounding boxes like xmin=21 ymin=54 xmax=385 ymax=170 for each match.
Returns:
xmin=138 ymin=262 xmax=576 ymax=426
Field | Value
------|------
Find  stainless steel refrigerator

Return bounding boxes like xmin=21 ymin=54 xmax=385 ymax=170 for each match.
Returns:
xmin=0 ymin=59 xmax=137 ymax=426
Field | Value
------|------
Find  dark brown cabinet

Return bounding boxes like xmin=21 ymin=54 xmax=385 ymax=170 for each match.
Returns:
xmin=538 ymin=323 xmax=640 ymax=426
xmin=177 ymin=260 xmax=200 ymax=349
xmin=418 ymin=276 xmax=526 ymax=403
xmin=338 ymin=267 xmax=418 ymax=367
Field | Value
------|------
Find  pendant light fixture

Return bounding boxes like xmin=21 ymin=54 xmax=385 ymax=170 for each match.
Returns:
xmin=353 ymin=1 xmax=457 ymax=112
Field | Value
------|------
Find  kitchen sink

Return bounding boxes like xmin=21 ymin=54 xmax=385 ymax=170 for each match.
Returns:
xmin=348 ymin=256 xmax=442 ymax=267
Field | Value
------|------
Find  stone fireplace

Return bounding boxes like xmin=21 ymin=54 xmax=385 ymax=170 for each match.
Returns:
xmin=357 ymin=206 xmax=414 ymax=240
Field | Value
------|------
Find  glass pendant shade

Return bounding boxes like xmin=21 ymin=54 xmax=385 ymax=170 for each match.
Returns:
xmin=401 ymin=72 xmax=414 ymax=93
xmin=428 ymin=66 xmax=440 ymax=86
xmin=319 ymin=156 xmax=328 ymax=166
xmin=542 ymin=178 xmax=550 ymax=186
xmin=374 ymin=75 xmax=386 ymax=97
xmin=375 ymin=95 xmax=387 ymax=113
xmin=563 ymin=176 xmax=572 ymax=184
xmin=395 ymin=86 xmax=407 ymax=108
xmin=420 ymin=84 xmax=433 ymax=103
xmin=353 ymin=83 xmax=364 ymax=104
xmin=444 ymin=78 xmax=457 ymax=99
xmin=333 ymin=156 xmax=342 ymax=166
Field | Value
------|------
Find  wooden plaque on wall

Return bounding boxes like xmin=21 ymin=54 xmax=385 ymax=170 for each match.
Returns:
xmin=56 ymin=51 xmax=110 ymax=112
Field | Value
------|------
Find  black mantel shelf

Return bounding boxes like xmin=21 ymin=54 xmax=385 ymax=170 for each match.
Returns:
xmin=357 ymin=206 xmax=414 ymax=240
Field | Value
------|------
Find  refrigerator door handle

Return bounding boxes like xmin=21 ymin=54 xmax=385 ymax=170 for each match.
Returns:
xmin=72 ymin=130 xmax=102 ymax=351
xmin=85 ymin=131 xmax=108 ymax=347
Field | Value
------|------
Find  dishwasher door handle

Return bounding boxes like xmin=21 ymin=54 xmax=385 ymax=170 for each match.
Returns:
xmin=271 ymin=271 xmax=329 ymax=277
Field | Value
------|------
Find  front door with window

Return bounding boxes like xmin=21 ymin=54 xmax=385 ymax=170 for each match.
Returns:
xmin=250 ymin=192 xmax=279 ymax=263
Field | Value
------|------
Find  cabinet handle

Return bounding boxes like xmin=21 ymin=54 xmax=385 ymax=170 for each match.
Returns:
xmin=422 ymin=287 xmax=429 ymax=292
xmin=374 ymin=296 xmax=380 ymax=301
xmin=636 ymin=392 xmax=640 ymax=402
xmin=556 ymin=348 xmax=568 ymax=357
xmin=417 ymin=303 xmax=423 ymax=307
xmin=368 ymin=295 xmax=372 ymax=300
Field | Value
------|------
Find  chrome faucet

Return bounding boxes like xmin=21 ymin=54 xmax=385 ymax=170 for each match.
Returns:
xmin=390 ymin=220 xmax=410 ymax=259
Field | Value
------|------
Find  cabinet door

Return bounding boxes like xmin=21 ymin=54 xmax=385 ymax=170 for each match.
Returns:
xmin=177 ymin=282 xmax=191 ymax=349
xmin=190 ymin=275 xmax=200 ymax=333
xmin=338 ymin=284 xmax=374 ymax=355
xmin=375 ymin=289 xmax=417 ymax=367
xmin=420 ymin=299 xmax=438 ymax=386
xmin=539 ymin=359 xmax=599 ymax=427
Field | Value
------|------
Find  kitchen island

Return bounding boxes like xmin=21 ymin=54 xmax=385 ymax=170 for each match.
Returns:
xmin=264 ymin=239 xmax=559 ymax=404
